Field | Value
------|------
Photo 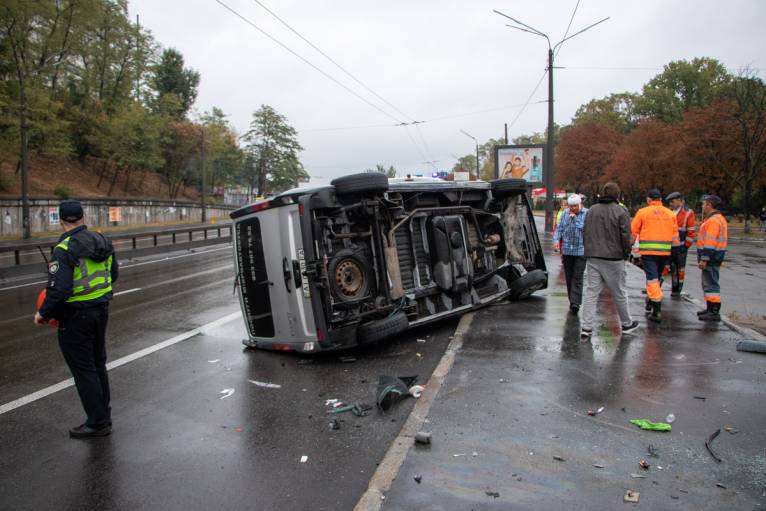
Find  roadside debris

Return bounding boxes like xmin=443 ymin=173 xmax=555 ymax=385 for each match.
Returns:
xmin=339 ymin=356 xmax=357 ymax=363
xmin=409 ymin=385 xmax=425 ymax=398
xmin=300 ymin=455 xmax=308 ymax=463
xmin=485 ymin=491 xmax=500 ymax=499
xmin=325 ymin=398 xmax=339 ymax=406
xmin=630 ymin=473 xmax=647 ymax=479
xmin=413 ymin=475 xmax=422 ymax=484
xmin=207 ymin=359 xmax=220 ymax=363
xmin=327 ymin=403 xmax=371 ymax=417
xmin=665 ymin=413 xmax=676 ymax=423
xmin=553 ymin=455 xmax=566 ymax=462
xmin=716 ymin=483 xmax=727 ymax=489
xmin=705 ymin=428 xmax=723 ymax=463
xmin=693 ymin=395 xmax=707 ymax=401
xmin=453 ymin=453 xmax=466 ymax=457
xmin=624 ymin=490 xmax=640 ymax=503
xmin=376 ymin=375 xmax=418 ymax=412
xmin=587 ymin=406 xmax=605 ymax=416
xmin=639 ymin=459 xmax=650 ymax=470
xmin=329 ymin=419 xmax=340 ymax=430
xmin=724 ymin=425 xmax=739 ymax=434
xmin=219 ymin=388 xmax=235 ymax=399
xmin=647 ymin=445 xmax=659 ymax=457
xmin=248 ymin=380 xmax=281 ymax=389
xmin=414 ymin=431 xmax=432 ymax=444
xmin=736 ymin=339 xmax=766 ymax=354
xmin=593 ymin=464 xmax=605 ymax=469
xmin=416 ymin=338 xmax=426 ymax=343
xmin=630 ymin=419 xmax=672 ymax=432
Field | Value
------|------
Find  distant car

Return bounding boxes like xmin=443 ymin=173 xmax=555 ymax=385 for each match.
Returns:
xmin=230 ymin=173 xmax=548 ymax=353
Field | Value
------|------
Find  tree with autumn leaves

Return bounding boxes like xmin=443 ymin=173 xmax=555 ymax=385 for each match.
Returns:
xmin=555 ymin=59 xmax=766 ymax=231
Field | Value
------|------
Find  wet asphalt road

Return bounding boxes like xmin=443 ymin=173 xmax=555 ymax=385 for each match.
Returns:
xmin=382 ymin=248 xmax=766 ymax=510
xmin=0 ymin=243 xmax=460 ymax=510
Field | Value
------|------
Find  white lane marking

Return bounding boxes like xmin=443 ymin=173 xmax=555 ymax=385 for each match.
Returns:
xmin=114 ymin=288 xmax=141 ymax=296
xmin=0 ymin=280 xmax=47 ymax=292
xmin=0 ymin=310 xmax=241 ymax=416
xmin=0 ymin=245 xmax=232 ymax=292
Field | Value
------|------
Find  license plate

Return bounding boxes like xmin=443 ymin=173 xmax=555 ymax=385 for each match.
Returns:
xmin=298 ymin=249 xmax=311 ymax=298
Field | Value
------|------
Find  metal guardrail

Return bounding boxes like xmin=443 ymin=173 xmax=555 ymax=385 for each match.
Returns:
xmin=0 ymin=223 xmax=232 ymax=280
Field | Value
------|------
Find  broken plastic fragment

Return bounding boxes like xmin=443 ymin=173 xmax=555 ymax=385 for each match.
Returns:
xmin=219 ymin=388 xmax=235 ymax=399
xmin=300 ymin=455 xmax=308 ymax=463
xmin=553 ymin=455 xmax=566 ymax=462
xmin=630 ymin=473 xmax=647 ymax=479
xmin=248 ymin=380 xmax=281 ymax=389
xmin=414 ymin=431 xmax=431 ymax=444
xmin=207 ymin=359 xmax=220 ymax=363
xmin=325 ymin=398 xmax=339 ymax=406
xmin=587 ymin=406 xmax=605 ymax=416
xmin=416 ymin=338 xmax=426 ymax=343
xmin=624 ymin=490 xmax=640 ymax=503
xmin=665 ymin=413 xmax=676 ymax=423
xmin=376 ymin=375 xmax=417 ymax=412
xmin=409 ymin=385 xmax=425 ymax=398
xmin=630 ymin=419 xmax=672 ymax=432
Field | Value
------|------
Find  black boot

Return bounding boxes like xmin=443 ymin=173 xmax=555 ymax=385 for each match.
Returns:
xmin=645 ymin=298 xmax=652 ymax=314
xmin=649 ymin=301 xmax=662 ymax=323
xmin=671 ymin=285 xmax=680 ymax=297
xmin=699 ymin=302 xmax=721 ymax=322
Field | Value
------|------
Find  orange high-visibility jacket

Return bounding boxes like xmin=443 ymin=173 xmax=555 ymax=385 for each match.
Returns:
xmin=697 ymin=211 xmax=728 ymax=263
xmin=631 ymin=200 xmax=680 ymax=256
xmin=675 ymin=207 xmax=696 ymax=248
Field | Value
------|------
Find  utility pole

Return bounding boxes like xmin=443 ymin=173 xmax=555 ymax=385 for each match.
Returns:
xmin=494 ymin=9 xmax=609 ymax=232
xmin=546 ymin=48 xmax=555 ymax=233
xmin=201 ymin=128 xmax=207 ymax=223
xmin=135 ymin=15 xmax=140 ymax=100
xmin=504 ymin=123 xmax=509 ymax=145
xmin=460 ymin=130 xmax=480 ymax=179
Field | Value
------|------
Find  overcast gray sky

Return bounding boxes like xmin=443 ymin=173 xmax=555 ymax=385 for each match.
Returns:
xmin=129 ymin=0 xmax=765 ymax=181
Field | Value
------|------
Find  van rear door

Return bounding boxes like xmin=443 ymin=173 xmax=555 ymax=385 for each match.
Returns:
xmin=233 ymin=203 xmax=317 ymax=346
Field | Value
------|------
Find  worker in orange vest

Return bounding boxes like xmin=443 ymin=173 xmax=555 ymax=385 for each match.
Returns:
xmin=664 ymin=192 xmax=696 ymax=296
xmin=631 ymin=189 xmax=680 ymax=322
xmin=696 ymin=194 xmax=728 ymax=321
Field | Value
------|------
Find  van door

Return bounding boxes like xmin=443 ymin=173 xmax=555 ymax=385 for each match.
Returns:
xmin=233 ymin=204 xmax=317 ymax=344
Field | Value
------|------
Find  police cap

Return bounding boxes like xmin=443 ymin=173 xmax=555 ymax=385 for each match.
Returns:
xmin=646 ymin=188 xmax=662 ymax=199
xmin=701 ymin=194 xmax=722 ymax=207
xmin=59 ymin=200 xmax=84 ymax=222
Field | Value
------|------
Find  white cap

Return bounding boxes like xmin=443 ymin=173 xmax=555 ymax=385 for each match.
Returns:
xmin=567 ymin=194 xmax=582 ymax=206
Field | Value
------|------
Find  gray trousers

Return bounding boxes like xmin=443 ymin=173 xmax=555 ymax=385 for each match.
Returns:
xmin=581 ymin=258 xmax=633 ymax=330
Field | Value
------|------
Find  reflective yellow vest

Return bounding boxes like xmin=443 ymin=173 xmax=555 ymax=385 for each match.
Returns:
xmin=55 ymin=236 xmax=113 ymax=302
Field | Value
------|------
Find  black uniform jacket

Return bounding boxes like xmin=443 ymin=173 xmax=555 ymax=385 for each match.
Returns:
xmin=39 ymin=225 xmax=119 ymax=321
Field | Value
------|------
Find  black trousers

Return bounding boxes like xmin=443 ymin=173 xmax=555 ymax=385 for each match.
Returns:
xmin=57 ymin=303 xmax=111 ymax=428
xmin=562 ymin=255 xmax=587 ymax=306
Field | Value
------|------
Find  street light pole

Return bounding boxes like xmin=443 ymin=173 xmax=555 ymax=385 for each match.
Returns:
xmin=494 ymin=9 xmax=609 ymax=233
xmin=459 ymin=130 xmax=479 ymax=179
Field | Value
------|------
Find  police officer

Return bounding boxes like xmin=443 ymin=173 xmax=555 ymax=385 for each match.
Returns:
xmin=696 ymin=195 xmax=728 ymax=321
xmin=34 ymin=200 xmax=118 ymax=438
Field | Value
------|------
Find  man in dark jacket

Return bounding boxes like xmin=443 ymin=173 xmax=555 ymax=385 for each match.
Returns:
xmin=579 ymin=182 xmax=639 ymax=340
xmin=34 ymin=200 xmax=118 ymax=438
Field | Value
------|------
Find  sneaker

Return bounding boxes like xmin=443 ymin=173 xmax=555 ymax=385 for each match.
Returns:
xmin=580 ymin=328 xmax=592 ymax=340
xmin=621 ymin=321 xmax=640 ymax=335
xmin=69 ymin=423 xmax=111 ymax=439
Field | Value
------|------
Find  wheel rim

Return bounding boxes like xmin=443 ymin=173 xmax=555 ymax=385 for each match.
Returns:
xmin=334 ymin=259 xmax=365 ymax=298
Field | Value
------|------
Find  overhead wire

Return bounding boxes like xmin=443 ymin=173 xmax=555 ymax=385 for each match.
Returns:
xmin=555 ymin=0 xmax=580 ymax=59
xmin=246 ymin=0 xmax=436 ymax=161
xmin=213 ymin=0 xmax=406 ymax=125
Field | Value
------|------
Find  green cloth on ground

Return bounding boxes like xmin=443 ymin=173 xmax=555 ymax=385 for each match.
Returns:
xmin=630 ymin=419 xmax=672 ymax=432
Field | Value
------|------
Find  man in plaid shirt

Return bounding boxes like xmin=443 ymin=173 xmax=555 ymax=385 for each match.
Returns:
xmin=553 ymin=194 xmax=588 ymax=313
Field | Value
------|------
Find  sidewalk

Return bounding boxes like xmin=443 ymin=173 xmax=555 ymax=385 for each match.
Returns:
xmin=379 ymin=248 xmax=766 ymax=510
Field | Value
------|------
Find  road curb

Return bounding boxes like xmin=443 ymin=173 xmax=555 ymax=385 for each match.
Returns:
xmin=680 ymin=294 xmax=766 ymax=342
xmin=353 ymin=312 xmax=475 ymax=511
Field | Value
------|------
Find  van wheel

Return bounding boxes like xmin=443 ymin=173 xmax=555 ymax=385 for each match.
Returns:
xmin=331 ymin=173 xmax=389 ymax=197
xmin=491 ymin=178 xmax=528 ymax=196
xmin=328 ymin=250 xmax=371 ymax=301
xmin=508 ymin=269 xmax=547 ymax=300
xmin=358 ymin=312 xmax=408 ymax=344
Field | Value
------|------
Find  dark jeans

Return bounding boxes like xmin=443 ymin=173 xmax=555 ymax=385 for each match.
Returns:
xmin=562 ymin=255 xmax=586 ymax=306
xmin=58 ymin=304 xmax=111 ymax=428
xmin=642 ymin=255 xmax=669 ymax=302
xmin=669 ymin=246 xmax=688 ymax=290
xmin=701 ymin=263 xmax=721 ymax=303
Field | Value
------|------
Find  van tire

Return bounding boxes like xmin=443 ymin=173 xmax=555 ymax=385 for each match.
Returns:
xmin=491 ymin=178 xmax=528 ymax=195
xmin=357 ymin=312 xmax=408 ymax=344
xmin=508 ymin=269 xmax=547 ymax=300
xmin=332 ymin=173 xmax=389 ymax=197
